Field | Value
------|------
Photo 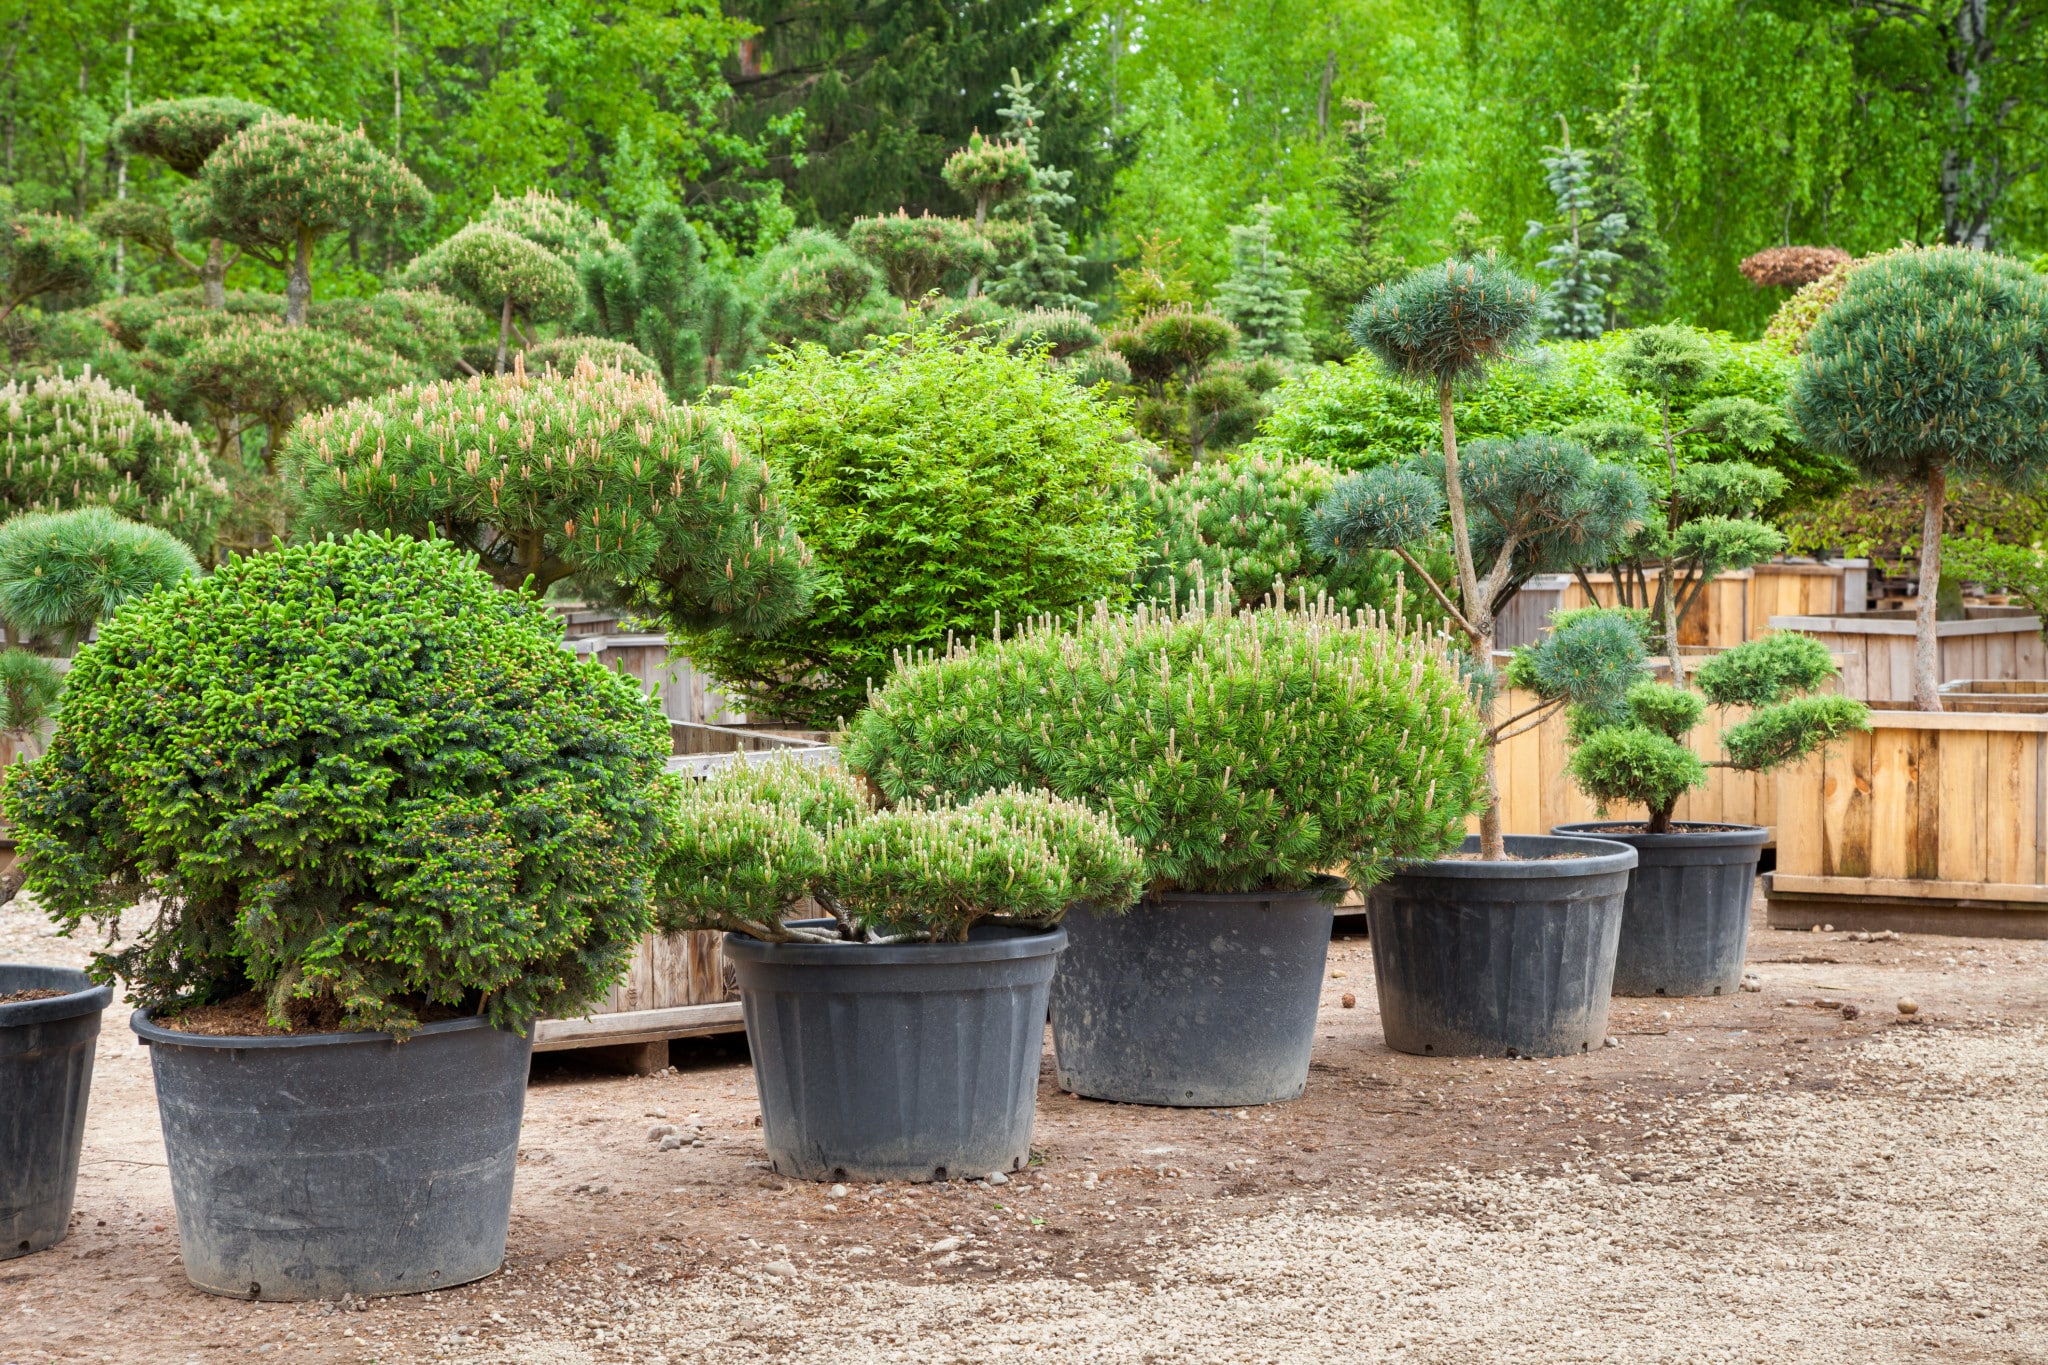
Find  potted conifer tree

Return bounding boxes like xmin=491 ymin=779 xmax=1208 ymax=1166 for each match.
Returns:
xmin=655 ymin=759 xmax=1139 ymax=1181
xmin=1305 ymin=258 xmax=1657 ymax=1057
xmin=843 ymin=592 xmax=1489 ymax=1106
xmin=2 ymin=533 xmax=670 ymax=1299
xmin=1554 ymin=629 xmax=1869 ymax=995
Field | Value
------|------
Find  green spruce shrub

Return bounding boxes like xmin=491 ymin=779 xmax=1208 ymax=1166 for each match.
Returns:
xmin=654 ymin=757 xmax=1141 ymax=943
xmin=0 ymin=508 xmax=198 ymax=650
xmin=1215 ymin=201 xmax=1309 ymax=361
xmin=843 ymin=596 xmax=1488 ymax=895
xmin=684 ymin=331 xmax=1141 ymax=723
xmin=2 ymin=533 xmax=670 ymax=1033
xmin=4 ymin=532 xmax=667 ymax=1035
xmin=0 ymin=369 xmax=228 ymax=553
xmin=285 ymin=360 xmax=814 ymax=636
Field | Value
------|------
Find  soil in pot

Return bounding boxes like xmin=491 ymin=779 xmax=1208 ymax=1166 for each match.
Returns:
xmin=1552 ymin=821 xmax=1768 ymax=997
xmin=2 ymin=965 xmax=113 ymax=1260
xmin=134 ymin=1011 xmax=532 ymax=1300
xmin=725 ymin=923 xmax=1066 ymax=1183
xmin=1050 ymin=878 xmax=1347 ymax=1108
xmin=1367 ymin=834 xmax=1634 ymax=1058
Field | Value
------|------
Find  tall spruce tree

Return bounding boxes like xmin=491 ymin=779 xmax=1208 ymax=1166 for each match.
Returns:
xmin=1586 ymin=71 xmax=1670 ymax=328
xmin=580 ymin=205 xmax=755 ymax=399
xmin=1215 ymin=201 xmax=1309 ymax=362
xmin=1524 ymin=118 xmax=1626 ymax=340
xmin=1302 ymin=100 xmax=1411 ymax=341
xmin=987 ymin=69 xmax=1092 ymax=314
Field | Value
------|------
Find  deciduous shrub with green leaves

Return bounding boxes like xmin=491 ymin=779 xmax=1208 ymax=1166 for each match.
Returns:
xmin=0 ymin=369 xmax=228 ymax=553
xmin=284 ymin=360 xmax=815 ymax=637
xmin=684 ymin=331 xmax=1141 ymax=724
xmin=0 ymin=507 xmax=197 ymax=650
xmin=843 ymin=597 xmax=1488 ymax=896
xmin=655 ymin=757 xmax=1141 ymax=943
xmin=1 ymin=533 xmax=671 ymax=1033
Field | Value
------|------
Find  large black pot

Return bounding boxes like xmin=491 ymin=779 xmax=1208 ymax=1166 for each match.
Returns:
xmin=1552 ymin=821 xmax=1768 ymax=997
xmin=724 ymin=922 xmax=1066 ymax=1183
xmin=1050 ymin=878 xmax=1346 ymax=1107
xmin=2 ymin=965 xmax=112 ymax=1260
xmin=134 ymin=1011 xmax=531 ymax=1300
xmin=1368 ymin=834 xmax=1635 ymax=1058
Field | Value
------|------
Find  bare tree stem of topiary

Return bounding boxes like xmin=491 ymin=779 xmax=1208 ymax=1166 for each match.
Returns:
xmin=1916 ymin=464 xmax=1945 ymax=710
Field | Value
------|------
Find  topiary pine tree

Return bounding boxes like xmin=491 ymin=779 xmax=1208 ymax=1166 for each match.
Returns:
xmin=179 ymin=116 xmax=431 ymax=327
xmin=941 ymin=130 xmax=1033 ymax=299
xmin=1561 ymin=626 xmax=1870 ymax=833
xmin=1523 ymin=118 xmax=1625 ymax=341
xmin=405 ymin=224 xmax=580 ymax=376
xmin=747 ymin=228 xmax=907 ymax=354
xmin=1105 ymin=306 xmax=1271 ymax=462
xmin=1791 ymin=246 xmax=2048 ymax=711
xmin=0 ymin=193 xmax=104 ymax=326
xmin=986 ymin=69 xmax=1092 ymax=315
xmin=284 ymin=359 xmax=815 ymax=637
xmin=0 ymin=507 xmax=198 ymax=652
xmin=0 ymin=369 xmax=228 ymax=554
xmin=1309 ymin=269 xmax=1649 ymax=859
xmin=1215 ymin=200 xmax=1311 ymax=362
xmin=477 ymin=188 xmax=616 ymax=266
xmin=847 ymin=211 xmax=996 ymax=303
xmin=103 ymin=97 xmax=272 ymax=310
xmin=1598 ymin=324 xmax=1790 ymax=683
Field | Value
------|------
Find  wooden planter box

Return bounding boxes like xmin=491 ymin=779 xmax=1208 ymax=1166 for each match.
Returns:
xmin=1769 ymin=610 xmax=2046 ymax=703
xmin=1768 ymin=702 xmax=2048 ymax=939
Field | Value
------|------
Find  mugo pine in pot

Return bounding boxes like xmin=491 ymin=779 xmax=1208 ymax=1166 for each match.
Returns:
xmin=654 ymin=758 xmax=1141 ymax=1181
xmin=844 ymin=589 xmax=1488 ymax=1106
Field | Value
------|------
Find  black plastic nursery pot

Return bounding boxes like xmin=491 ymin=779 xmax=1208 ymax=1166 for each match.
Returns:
xmin=1 ymin=965 xmax=112 ymax=1260
xmin=132 ymin=1011 xmax=532 ymax=1301
xmin=1552 ymin=821 xmax=1769 ymax=998
xmin=1367 ymin=835 xmax=1635 ymax=1058
xmin=1049 ymin=877 xmax=1346 ymax=1107
xmin=724 ymin=922 xmax=1067 ymax=1183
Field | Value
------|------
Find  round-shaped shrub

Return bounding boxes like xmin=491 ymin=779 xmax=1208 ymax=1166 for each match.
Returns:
xmin=843 ymin=598 xmax=1487 ymax=895
xmin=0 ymin=507 xmax=198 ymax=649
xmin=1 ymin=532 xmax=671 ymax=1034
xmin=0 ymin=369 xmax=229 ymax=553
xmin=686 ymin=330 xmax=1142 ymax=724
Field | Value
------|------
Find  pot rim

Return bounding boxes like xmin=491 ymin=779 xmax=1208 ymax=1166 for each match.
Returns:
xmin=1129 ymin=872 xmax=1351 ymax=908
xmin=131 ymin=1008 xmax=518 ymax=1051
xmin=722 ymin=919 xmax=1068 ymax=966
xmin=0 ymin=964 xmax=112 ymax=1028
xmin=1388 ymin=833 xmax=1638 ymax=880
xmin=1551 ymin=820 xmax=1770 ymax=849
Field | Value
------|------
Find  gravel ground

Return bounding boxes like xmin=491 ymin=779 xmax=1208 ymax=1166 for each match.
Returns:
xmin=4 ymin=894 xmax=2045 ymax=1364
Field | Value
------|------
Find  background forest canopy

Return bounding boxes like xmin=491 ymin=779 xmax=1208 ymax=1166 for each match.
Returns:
xmin=9 ymin=0 xmax=2048 ymax=335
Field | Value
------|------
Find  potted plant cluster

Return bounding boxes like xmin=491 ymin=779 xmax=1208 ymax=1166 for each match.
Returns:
xmin=2 ymin=532 xmax=670 ymax=1299
xmin=1554 ymin=628 xmax=1870 ymax=995
xmin=843 ymin=589 xmax=1489 ymax=1106
xmin=654 ymin=757 xmax=1141 ymax=1181
xmin=1305 ymin=257 xmax=1651 ymax=1057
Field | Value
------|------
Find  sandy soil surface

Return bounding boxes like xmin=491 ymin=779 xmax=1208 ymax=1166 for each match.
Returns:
xmin=4 ymin=894 xmax=2045 ymax=1365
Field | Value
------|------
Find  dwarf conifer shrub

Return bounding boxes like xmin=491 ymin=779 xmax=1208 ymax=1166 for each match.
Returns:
xmin=0 ymin=508 xmax=197 ymax=650
xmin=0 ymin=648 xmax=60 ymax=740
xmin=843 ymin=596 xmax=1488 ymax=895
xmin=285 ymin=359 xmax=814 ymax=636
xmin=1560 ymin=623 xmax=1869 ymax=832
xmin=2 ymin=533 xmax=669 ymax=1033
xmin=654 ymin=756 xmax=1139 ymax=943
xmin=0 ymin=369 xmax=228 ymax=553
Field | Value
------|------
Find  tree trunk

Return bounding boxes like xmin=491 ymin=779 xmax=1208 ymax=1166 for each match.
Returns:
xmin=1438 ymin=372 xmax=1503 ymax=859
xmin=1914 ymin=467 xmax=1947 ymax=711
xmin=284 ymin=226 xmax=313 ymax=326
xmin=200 ymin=240 xmax=228 ymax=310
xmin=1646 ymin=800 xmax=1676 ymax=836
xmin=1660 ymin=398 xmax=1685 ymax=688
xmin=495 ymin=294 xmax=512 ymax=376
